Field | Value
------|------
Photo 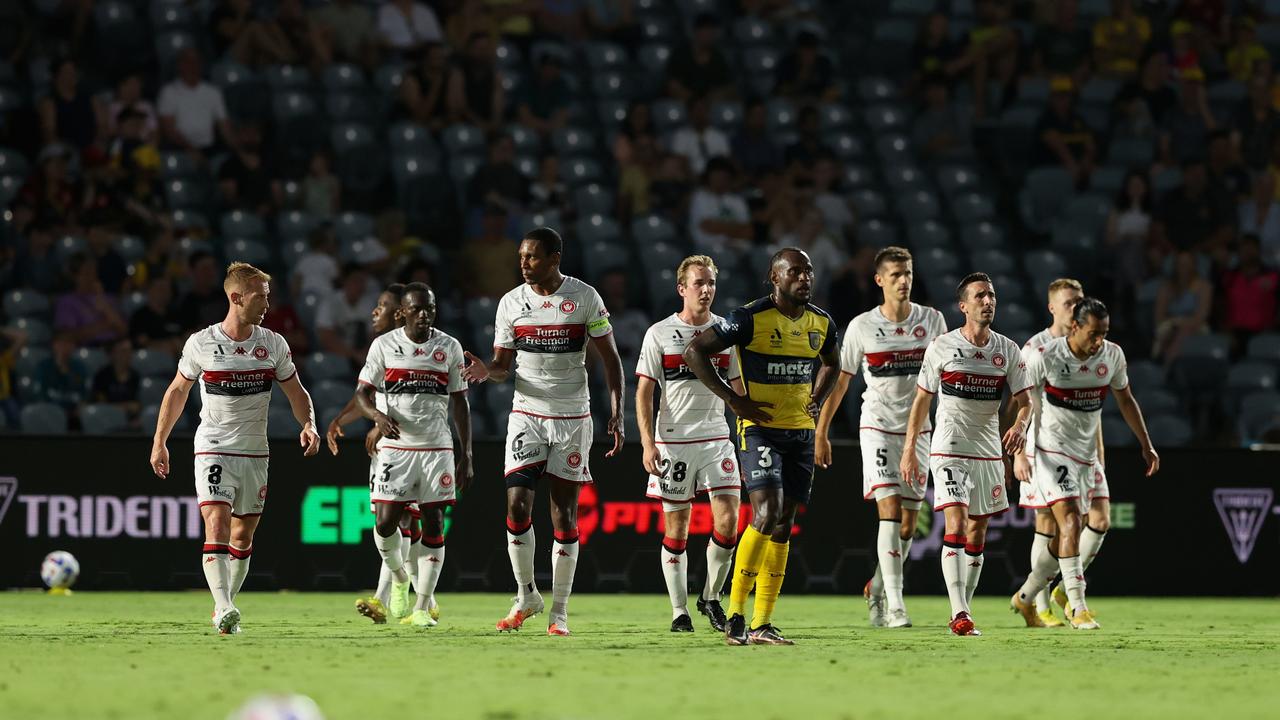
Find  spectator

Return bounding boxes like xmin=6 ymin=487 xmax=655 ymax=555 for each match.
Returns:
xmin=107 ymin=74 xmax=157 ymax=141
xmin=315 ymin=263 xmax=378 ymax=365
xmin=529 ymin=155 xmax=567 ymax=212
xmin=1226 ymin=16 xmax=1269 ymax=83
xmin=1092 ymin=0 xmax=1151 ymax=79
xmin=310 ymin=0 xmax=378 ymax=68
xmin=293 ymin=224 xmax=341 ymax=296
xmin=731 ymin=98 xmax=783 ymax=180
xmin=784 ymin=105 xmax=831 ymax=176
xmin=1031 ymin=0 xmax=1091 ymax=83
xmin=106 ymin=108 xmax=161 ymax=195
xmin=1104 ymin=169 xmax=1154 ymax=292
xmin=1168 ymin=19 xmax=1200 ymax=72
xmin=776 ymin=31 xmax=837 ymax=103
xmin=1152 ymin=250 xmax=1212 ymax=361
xmin=911 ymin=13 xmax=961 ymax=92
xmin=459 ymin=205 xmax=520 ymax=299
xmin=1239 ymin=171 xmax=1280 ymax=263
xmin=0 ymin=326 xmax=25 ymax=429
xmin=302 ymin=149 xmax=341 ymax=220
xmin=129 ymin=276 xmax=184 ymax=354
xmin=536 ymin=0 xmax=586 ymax=40
xmin=16 ymin=144 xmax=83 ymax=228
xmin=467 ymin=132 xmax=528 ymax=216
xmin=217 ymin=123 xmax=281 ymax=214
xmin=946 ymin=0 xmax=1020 ymax=119
xmin=913 ymin=74 xmax=972 ymax=162
xmin=486 ymin=0 xmax=535 ymax=48
xmin=177 ymin=252 xmax=227 ymax=332
xmin=446 ymin=31 xmax=504 ymax=131
xmin=649 ymin=152 xmax=693 ymax=224
xmin=86 ymin=225 xmax=128 ymax=295
xmin=1033 ymin=75 xmax=1096 ymax=186
xmin=55 ymin=254 xmax=127 ymax=347
xmin=1153 ymin=158 xmax=1233 ymax=253
xmin=397 ymin=42 xmax=449 ymax=130
xmin=810 ymin=154 xmax=854 ymax=239
xmin=517 ymin=53 xmax=572 ymax=138
xmin=1159 ymin=66 xmax=1216 ymax=167
xmin=1174 ymin=0 xmax=1228 ymax=63
xmin=219 ymin=0 xmax=332 ymax=71
xmin=669 ymin=95 xmax=730 ymax=177
xmin=129 ymin=225 xmax=183 ymax=290
xmin=38 ymin=58 xmax=107 ymax=152
xmin=446 ymin=0 xmax=499 ymax=50
xmin=612 ymin=101 xmax=655 ymax=169
xmin=1112 ymin=50 xmax=1176 ymax=140
xmin=0 ymin=1 xmax=32 ymax=71
xmin=749 ymin=169 xmax=801 ymax=244
xmin=664 ymin=13 xmax=734 ymax=102
xmin=771 ymin=205 xmax=845 ymax=305
xmin=91 ymin=338 xmax=141 ymax=425
xmin=689 ymin=156 xmax=751 ymax=256
xmin=617 ymin=134 xmax=657 ymax=222
xmin=36 ymin=332 xmax=89 ymax=418
xmin=12 ymin=222 xmax=62 ymax=294
xmin=596 ymin=269 xmax=647 ymax=360
xmin=1207 ymin=130 xmax=1250 ymax=200
xmin=1231 ymin=75 xmax=1279 ymax=173
xmin=157 ymin=48 xmax=239 ymax=160
xmin=262 ymin=282 xmax=311 ymax=356
xmin=585 ymin=0 xmax=639 ymax=48
xmin=826 ymin=244 xmax=880 ymax=327
xmin=378 ymin=0 xmax=444 ymax=57
xmin=1221 ymin=234 xmax=1279 ymax=350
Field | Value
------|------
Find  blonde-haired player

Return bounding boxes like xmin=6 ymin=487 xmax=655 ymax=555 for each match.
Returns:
xmin=636 ymin=255 xmax=745 ymax=633
xmin=150 ymin=262 xmax=321 ymax=634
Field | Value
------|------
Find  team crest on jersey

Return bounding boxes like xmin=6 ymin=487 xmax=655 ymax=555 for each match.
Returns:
xmin=253 ymin=346 xmax=268 ymax=360
xmin=913 ymin=326 xmax=927 ymax=339
xmin=1096 ymin=363 xmax=1109 ymax=378
xmin=992 ymin=484 xmax=1002 ymax=498
xmin=440 ymin=473 xmax=453 ymax=487
xmin=566 ymin=451 xmax=583 ymax=468
xmin=258 ymin=486 xmax=268 ymax=500
xmin=808 ymin=331 xmax=822 ymax=350
xmin=432 ymin=349 xmax=446 ymax=362
xmin=560 ymin=299 xmax=577 ymax=314
xmin=992 ymin=353 xmax=1005 ymax=368
xmin=721 ymin=458 xmax=735 ymax=474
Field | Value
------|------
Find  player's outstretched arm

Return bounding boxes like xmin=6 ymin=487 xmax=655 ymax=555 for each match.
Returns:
xmin=1113 ymin=385 xmax=1159 ymax=476
xmin=280 ymin=375 xmax=320 ymax=456
xmin=814 ymin=372 xmax=851 ymax=469
xmin=150 ymin=371 xmax=195 ymax=479
xmin=449 ymin=390 xmax=474 ymax=492
xmin=592 ymin=331 xmax=627 ymax=458
xmin=636 ymin=376 xmax=661 ymax=476
xmin=325 ymin=394 xmax=363 ymax=455
xmin=353 ymin=382 xmax=400 ymax=440
xmin=461 ymin=347 xmax=514 ymax=384
xmin=684 ymin=331 xmax=773 ymax=424
xmin=899 ymin=388 xmax=932 ymax=488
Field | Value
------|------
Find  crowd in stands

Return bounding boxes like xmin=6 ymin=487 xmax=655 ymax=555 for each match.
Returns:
xmin=3 ymin=0 xmax=1280 ymax=446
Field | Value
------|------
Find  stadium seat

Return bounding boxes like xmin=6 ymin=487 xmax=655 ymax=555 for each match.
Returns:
xmin=15 ymin=346 xmax=50 ymax=377
xmin=1051 ymin=220 xmax=1099 ymax=255
xmin=936 ymin=165 xmax=981 ymax=198
xmin=638 ymin=43 xmax=673 ymax=72
xmin=1147 ymin=414 xmax=1193 ymax=447
xmin=552 ymin=127 xmax=595 ymax=156
xmin=583 ymin=40 xmax=628 ymax=70
xmin=305 ymin=353 xmax=350 ymax=381
xmin=896 ymin=189 xmax=940 ymax=220
xmin=389 ymin=122 xmax=439 ymax=159
xmin=951 ymin=192 xmax=996 ymax=223
xmin=842 ymin=164 xmax=875 ymax=188
xmin=906 ymin=219 xmax=951 ymax=249
xmin=159 ymin=151 xmax=197 ymax=179
xmin=4 ymin=289 xmax=50 ymax=319
xmin=264 ymin=64 xmax=313 ymax=90
xmin=116 ymin=235 xmax=145 ymax=263
xmin=1089 ymin=165 xmax=1126 ymax=196
xmin=503 ymin=124 xmax=539 ymax=155
xmin=527 ymin=209 xmax=562 ymax=231
xmin=561 ymin=157 xmax=604 ymax=185
xmin=169 ymin=209 xmax=209 ymax=232
xmin=1133 ymin=387 xmax=1179 ymax=416
xmin=1227 ymin=362 xmax=1278 ymax=394
xmin=710 ymin=100 xmax=743 ymax=131
xmin=1063 ymin=193 xmax=1111 ymax=234
xmin=864 ymin=104 xmax=907 ymax=134
xmin=392 ymin=153 xmax=444 ymax=187
xmin=999 ymin=302 xmax=1034 ymax=329
xmin=766 ymin=98 xmax=797 ymax=133
xmin=650 ymin=99 xmax=687 ymax=134
xmin=13 ymin=317 xmax=51 ymax=345
xmin=75 ymin=347 xmax=108 ymax=378
xmin=268 ymin=405 xmax=301 ymax=438
xmin=1019 ymin=167 xmax=1074 ymax=234
xmin=631 ymin=214 xmax=678 ymax=247
xmin=1126 ymin=360 xmax=1166 ymax=393
xmin=574 ymin=184 xmax=615 ymax=216
xmin=177 ymin=236 xmax=214 ymax=258
xmin=442 ymin=124 xmax=485 ymax=156
xmin=333 ymin=211 xmax=374 ymax=244
xmin=276 ymin=211 xmax=318 ymax=241
xmin=958 ymin=221 xmax=1007 ymax=251
xmin=81 ymin=404 xmax=129 ymax=434
xmin=1246 ymin=333 xmax=1280 ymax=365
xmin=591 ymin=70 xmax=631 ymax=100
xmin=733 ymin=16 xmax=774 ymax=45
xmin=224 ymin=238 xmax=271 ymax=267
xmin=849 ymin=190 xmax=888 ymax=219
xmin=636 ymin=241 xmax=685 ymax=277
xmin=1079 ymin=77 xmax=1121 ymax=106
xmin=856 ymin=219 xmax=900 ymax=248
xmin=742 ymin=47 xmax=780 ymax=93
xmin=311 ymin=379 xmax=353 ymax=410
xmin=818 ymin=103 xmax=853 ymax=131
xmin=883 ymin=164 xmax=927 ymax=191
xmin=133 ymin=349 xmax=175 ymax=377
xmin=326 ymin=92 xmax=377 ymax=124
xmin=874 ymin=134 xmax=913 ymax=163
xmin=21 ymin=403 xmax=68 ymax=434
xmin=56 ymin=234 xmax=88 ymax=260
xmin=1171 ymin=334 xmax=1230 ymax=392
xmin=1101 ymin=413 xmax=1136 ymax=447
xmin=219 ymin=210 xmax=266 ymax=240
xmin=323 ymin=63 xmax=366 ymax=92
xmin=1239 ymin=392 xmax=1280 ymax=440
xmin=826 ymin=131 xmax=866 ymax=161
xmin=155 ymin=31 xmax=196 ymax=76
xmin=970 ymin=249 xmax=1015 ymax=276
xmin=1107 ymin=137 xmax=1154 ymax=167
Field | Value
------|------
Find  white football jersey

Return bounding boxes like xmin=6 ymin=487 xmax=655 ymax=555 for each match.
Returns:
xmin=1025 ymin=336 xmax=1128 ymax=465
xmin=359 ymin=327 xmax=466 ymax=448
xmin=493 ymin=275 xmax=611 ymax=418
xmin=1022 ymin=327 xmax=1063 ymax=452
xmin=917 ymin=329 xmax=1031 ymax=460
xmin=841 ymin=303 xmax=947 ymax=433
xmin=635 ymin=313 xmax=741 ymax=443
xmin=178 ymin=324 xmax=298 ymax=455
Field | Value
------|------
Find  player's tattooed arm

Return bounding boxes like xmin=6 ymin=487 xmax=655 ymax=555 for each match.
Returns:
xmin=449 ymin=390 xmax=474 ymax=492
xmin=280 ymin=375 xmax=321 ymax=456
xmin=814 ymin=372 xmax=850 ymax=469
xmin=636 ymin=375 xmax=661 ymax=476
xmin=354 ymin=381 xmax=400 ymax=440
xmin=684 ymin=331 xmax=773 ymax=424
xmin=592 ymin=331 xmax=627 ymax=458
xmin=150 ymin=371 xmax=196 ymax=479
xmin=1112 ymin=385 xmax=1159 ymax=476
xmin=899 ymin=387 xmax=933 ymax=488
xmin=461 ymin=347 xmax=514 ymax=384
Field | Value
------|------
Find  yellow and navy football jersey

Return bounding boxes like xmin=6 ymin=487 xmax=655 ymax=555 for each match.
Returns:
xmin=712 ymin=296 xmax=839 ymax=430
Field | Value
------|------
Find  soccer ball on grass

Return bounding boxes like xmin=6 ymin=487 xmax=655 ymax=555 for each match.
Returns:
xmin=41 ymin=551 xmax=80 ymax=591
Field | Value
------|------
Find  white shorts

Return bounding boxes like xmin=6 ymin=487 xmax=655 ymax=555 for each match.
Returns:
xmin=195 ymin=452 xmax=268 ymax=517
xmin=1082 ymin=465 xmax=1109 ymax=510
xmin=371 ymin=446 xmax=456 ymax=507
xmin=503 ymin=411 xmax=594 ymax=484
xmin=367 ymin=455 xmax=424 ymax=521
xmin=644 ymin=439 xmax=741 ymax=507
xmin=1028 ymin=448 xmax=1092 ymax=510
xmin=930 ymin=455 xmax=1009 ymax=518
xmin=861 ymin=429 xmax=929 ymax=509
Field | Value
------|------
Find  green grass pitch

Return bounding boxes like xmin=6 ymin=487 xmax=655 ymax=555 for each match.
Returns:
xmin=1 ymin=593 xmax=1277 ymax=719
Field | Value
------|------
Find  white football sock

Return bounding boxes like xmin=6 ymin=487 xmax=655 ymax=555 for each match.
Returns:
xmin=661 ymin=538 xmax=689 ymax=619
xmin=202 ymin=544 xmax=233 ymax=613
xmin=373 ymin=531 xmax=408 ymax=584
xmin=1080 ymin=525 xmax=1106 ymax=571
xmin=1059 ymin=555 xmax=1087 ymax=614
xmin=375 ymin=561 xmax=393 ymax=606
xmin=964 ymin=544 xmax=984 ymax=607
xmin=702 ymin=531 xmax=735 ymax=602
xmin=1028 ymin=532 xmax=1053 ymax=610
xmin=941 ymin=537 xmax=968 ymax=616
xmin=879 ymin=520 xmax=905 ymax=613
xmin=550 ymin=532 xmax=580 ymax=618
xmin=506 ymin=520 xmax=537 ymax=603
xmin=407 ymin=535 xmax=424 ymax=591
xmin=229 ymin=545 xmax=252 ymax=600
xmin=414 ymin=539 xmax=445 ymax=611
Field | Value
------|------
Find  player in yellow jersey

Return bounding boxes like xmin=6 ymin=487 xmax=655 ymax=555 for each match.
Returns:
xmin=684 ymin=248 xmax=841 ymax=645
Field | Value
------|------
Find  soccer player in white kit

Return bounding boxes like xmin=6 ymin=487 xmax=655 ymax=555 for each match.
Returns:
xmin=815 ymin=246 xmax=946 ymax=629
xmin=1011 ymin=298 xmax=1160 ymax=629
xmin=354 ymin=282 xmax=473 ymax=628
xmin=461 ymin=227 xmax=626 ymax=636
xmin=149 ymin=262 xmax=321 ymax=635
xmin=901 ymin=273 xmax=1032 ymax=636
xmin=635 ymin=255 xmax=744 ymax=633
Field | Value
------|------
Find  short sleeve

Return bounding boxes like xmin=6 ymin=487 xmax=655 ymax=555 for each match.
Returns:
xmin=273 ymin=333 xmax=297 ymax=382
xmin=177 ymin=333 xmax=201 ymax=380
xmin=634 ymin=326 xmax=662 ymax=382
xmin=1022 ymin=344 xmax=1044 ymax=389
xmin=1108 ymin=344 xmax=1129 ymax=390
xmin=839 ymin=319 xmax=862 ymax=377
xmin=448 ymin=339 xmax=467 ymax=393
xmin=819 ymin=314 xmax=839 ymax=355
xmin=157 ymin=85 xmax=177 ymax=117
xmin=357 ymin=340 xmax=385 ymax=389
xmin=493 ymin=296 xmax=515 ymax=349
xmin=932 ymin=308 xmax=948 ymax=336
xmin=917 ymin=340 xmax=942 ymax=394
xmin=712 ymin=306 xmax=753 ymax=347
xmin=1006 ymin=344 xmax=1031 ymax=395
xmin=726 ymin=345 xmax=742 ymax=381
xmin=583 ymin=286 xmax=612 ymax=338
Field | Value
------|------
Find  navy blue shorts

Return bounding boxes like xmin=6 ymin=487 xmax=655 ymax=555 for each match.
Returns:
xmin=738 ymin=426 xmax=816 ymax=505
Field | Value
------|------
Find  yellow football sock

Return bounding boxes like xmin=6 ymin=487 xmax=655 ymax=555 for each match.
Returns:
xmin=727 ymin=526 xmax=769 ymax=617
xmin=750 ymin=538 xmax=790 ymax=630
